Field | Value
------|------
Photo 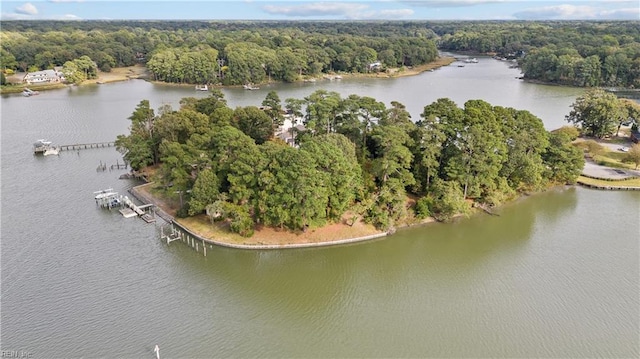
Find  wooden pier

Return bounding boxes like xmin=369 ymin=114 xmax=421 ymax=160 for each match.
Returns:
xmin=97 ymin=159 xmax=128 ymax=172
xmin=59 ymin=141 xmax=115 ymax=151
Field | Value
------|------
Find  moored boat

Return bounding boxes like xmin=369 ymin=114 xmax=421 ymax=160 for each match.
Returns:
xmin=23 ymin=88 xmax=40 ymax=97
xmin=243 ymin=84 xmax=259 ymax=90
xmin=44 ymin=146 xmax=60 ymax=156
xmin=195 ymin=84 xmax=208 ymax=91
xmin=33 ymin=139 xmax=52 ymax=154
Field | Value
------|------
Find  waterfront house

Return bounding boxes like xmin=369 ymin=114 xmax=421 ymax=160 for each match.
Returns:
xmin=275 ymin=112 xmax=305 ymax=148
xmin=23 ymin=69 xmax=65 ymax=84
xmin=368 ymin=62 xmax=382 ymax=71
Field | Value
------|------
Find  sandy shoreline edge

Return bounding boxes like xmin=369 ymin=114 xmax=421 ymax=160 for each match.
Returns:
xmin=128 ymin=183 xmax=394 ymax=250
xmin=3 ymin=57 xmax=456 ymax=94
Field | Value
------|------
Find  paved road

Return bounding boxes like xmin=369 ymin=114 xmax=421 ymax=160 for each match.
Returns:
xmin=598 ymin=141 xmax=631 ymax=152
xmin=582 ymin=159 xmax=640 ymax=179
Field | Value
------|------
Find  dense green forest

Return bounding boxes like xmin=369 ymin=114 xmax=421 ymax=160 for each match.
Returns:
xmin=0 ymin=20 xmax=438 ymax=85
xmin=2 ymin=20 xmax=638 ymax=87
xmin=115 ymin=91 xmax=584 ymax=236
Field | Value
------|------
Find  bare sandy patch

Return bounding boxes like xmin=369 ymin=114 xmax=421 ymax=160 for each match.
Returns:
xmin=86 ymin=65 xmax=149 ymax=84
xmin=134 ymin=182 xmax=385 ymax=246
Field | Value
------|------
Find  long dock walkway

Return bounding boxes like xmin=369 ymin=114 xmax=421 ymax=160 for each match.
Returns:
xmin=59 ymin=141 xmax=115 ymax=151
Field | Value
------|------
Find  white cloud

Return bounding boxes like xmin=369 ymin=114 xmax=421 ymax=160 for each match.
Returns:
xmin=261 ymin=2 xmax=416 ymax=19
xmin=15 ymin=3 xmax=38 ymax=16
xmin=1 ymin=12 xmax=29 ymax=20
xmin=513 ymin=4 xmax=638 ymax=20
xmin=261 ymin=2 xmax=370 ymax=17
xmin=400 ymin=0 xmax=506 ymax=7
xmin=598 ymin=7 xmax=640 ymax=19
xmin=595 ymin=0 xmax=638 ymax=3
xmin=378 ymin=8 xmax=415 ymax=17
xmin=57 ymin=13 xmax=82 ymax=19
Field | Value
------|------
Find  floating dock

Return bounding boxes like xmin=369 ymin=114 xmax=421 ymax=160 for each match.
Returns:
xmin=119 ymin=208 xmax=138 ymax=218
xmin=94 ymin=188 xmax=155 ymax=222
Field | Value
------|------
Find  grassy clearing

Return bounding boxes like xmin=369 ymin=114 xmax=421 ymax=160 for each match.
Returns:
xmin=576 ymin=138 xmax=637 ymax=170
xmin=593 ymin=150 xmax=637 ymax=170
xmin=578 ymin=176 xmax=640 ymax=187
xmin=177 ymin=216 xmax=248 ymax=244
xmin=337 ymin=57 xmax=456 ymax=80
xmin=0 ymin=82 xmax=66 ymax=94
xmin=1 ymin=65 xmax=149 ymax=94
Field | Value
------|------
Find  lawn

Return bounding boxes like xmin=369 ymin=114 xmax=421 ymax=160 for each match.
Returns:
xmin=577 ymin=139 xmax=639 ymax=170
xmin=578 ymin=176 xmax=640 ymax=187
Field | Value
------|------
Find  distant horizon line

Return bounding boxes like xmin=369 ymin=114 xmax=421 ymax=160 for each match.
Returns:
xmin=2 ymin=19 xmax=636 ymax=22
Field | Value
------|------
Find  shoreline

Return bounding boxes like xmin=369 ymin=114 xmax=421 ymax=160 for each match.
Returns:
xmin=129 ymin=182 xmax=443 ymax=250
xmin=130 ymin=155 xmax=640 ymax=250
xmin=127 ymin=134 xmax=640 ymax=250
xmin=1 ymin=65 xmax=150 ymax=94
xmin=147 ymin=57 xmax=457 ymax=89
xmin=2 ymin=57 xmax=456 ymax=94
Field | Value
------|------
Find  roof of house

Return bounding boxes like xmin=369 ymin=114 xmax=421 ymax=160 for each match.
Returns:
xmin=24 ymin=69 xmax=59 ymax=78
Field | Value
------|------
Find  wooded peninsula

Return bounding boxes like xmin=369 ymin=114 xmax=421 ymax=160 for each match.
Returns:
xmin=116 ymin=89 xmax=586 ymax=239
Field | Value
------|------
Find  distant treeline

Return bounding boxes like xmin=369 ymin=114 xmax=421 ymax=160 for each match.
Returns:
xmin=2 ymin=20 xmax=637 ymax=87
xmin=437 ymin=21 xmax=640 ymax=88
xmin=0 ymin=20 xmax=438 ymax=85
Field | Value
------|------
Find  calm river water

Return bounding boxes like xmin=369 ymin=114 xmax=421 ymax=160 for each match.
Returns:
xmin=2 ymin=57 xmax=638 ymax=358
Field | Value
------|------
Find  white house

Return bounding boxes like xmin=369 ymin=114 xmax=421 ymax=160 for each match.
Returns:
xmin=23 ymin=69 xmax=64 ymax=84
xmin=368 ymin=61 xmax=382 ymax=71
xmin=275 ymin=113 xmax=306 ymax=148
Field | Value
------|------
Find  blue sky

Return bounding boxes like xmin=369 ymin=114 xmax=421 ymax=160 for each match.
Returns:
xmin=1 ymin=0 xmax=638 ymax=21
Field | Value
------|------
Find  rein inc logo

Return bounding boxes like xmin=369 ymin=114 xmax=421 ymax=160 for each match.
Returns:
xmin=1 ymin=350 xmax=32 ymax=358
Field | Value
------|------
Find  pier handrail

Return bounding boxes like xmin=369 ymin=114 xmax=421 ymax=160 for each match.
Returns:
xmin=59 ymin=141 xmax=116 ymax=151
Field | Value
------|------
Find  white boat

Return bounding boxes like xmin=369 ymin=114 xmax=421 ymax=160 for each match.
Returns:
xmin=44 ymin=146 xmax=60 ymax=156
xmin=94 ymin=188 xmax=122 ymax=208
xmin=33 ymin=139 xmax=53 ymax=154
xmin=23 ymin=88 xmax=40 ymax=97
xmin=243 ymin=84 xmax=259 ymax=90
xmin=464 ymin=58 xmax=479 ymax=63
xmin=195 ymin=84 xmax=208 ymax=91
xmin=94 ymin=188 xmax=118 ymax=200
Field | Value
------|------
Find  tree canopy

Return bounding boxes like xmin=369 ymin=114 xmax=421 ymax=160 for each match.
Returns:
xmin=1 ymin=20 xmax=439 ymax=85
xmin=565 ymin=88 xmax=630 ymax=138
xmin=116 ymin=90 xmax=584 ymax=236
